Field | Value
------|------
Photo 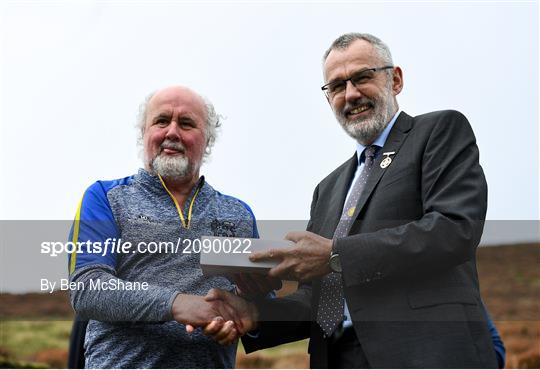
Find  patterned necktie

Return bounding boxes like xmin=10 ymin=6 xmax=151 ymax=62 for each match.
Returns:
xmin=316 ymin=145 xmax=378 ymax=337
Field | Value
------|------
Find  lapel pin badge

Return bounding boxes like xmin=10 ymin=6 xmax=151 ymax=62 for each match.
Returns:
xmin=380 ymin=151 xmax=396 ymax=169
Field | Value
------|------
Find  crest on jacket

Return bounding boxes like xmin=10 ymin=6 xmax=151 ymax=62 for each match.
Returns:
xmin=211 ymin=219 xmax=237 ymax=237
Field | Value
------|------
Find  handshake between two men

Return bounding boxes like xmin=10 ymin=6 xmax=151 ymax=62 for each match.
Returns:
xmin=175 ymin=231 xmax=333 ymax=345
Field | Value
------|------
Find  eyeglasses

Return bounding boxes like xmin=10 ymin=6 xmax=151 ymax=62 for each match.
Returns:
xmin=321 ymin=66 xmax=394 ymax=99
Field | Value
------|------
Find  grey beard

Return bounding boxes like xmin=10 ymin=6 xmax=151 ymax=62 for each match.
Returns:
xmin=336 ymin=86 xmax=397 ymax=145
xmin=339 ymin=111 xmax=389 ymax=145
xmin=151 ymin=154 xmax=191 ymax=180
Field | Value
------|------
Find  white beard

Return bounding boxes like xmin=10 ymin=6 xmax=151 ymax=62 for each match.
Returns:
xmin=151 ymin=154 xmax=191 ymax=180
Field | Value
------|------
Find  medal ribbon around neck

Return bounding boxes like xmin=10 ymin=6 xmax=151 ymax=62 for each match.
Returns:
xmin=158 ymin=174 xmax=203 ymax=229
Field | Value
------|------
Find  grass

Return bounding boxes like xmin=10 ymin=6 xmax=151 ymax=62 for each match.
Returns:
xmin=239 ymin=337 xmax=308 ymax=355
xmin=1 ymin=321 xmax=72 ymax=360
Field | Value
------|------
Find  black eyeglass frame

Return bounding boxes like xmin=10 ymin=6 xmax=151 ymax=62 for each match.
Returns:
xmin=321 ymin=65 xmax=394 ymax=98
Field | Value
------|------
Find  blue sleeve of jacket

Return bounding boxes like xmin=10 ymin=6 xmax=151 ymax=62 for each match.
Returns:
xmin=236 ymin=198 xmax=259 ymax=238
xmin=68 ymin=180 xmax=122 ymax=274
xmin=483 ymin=302 xmax=505 ymax=368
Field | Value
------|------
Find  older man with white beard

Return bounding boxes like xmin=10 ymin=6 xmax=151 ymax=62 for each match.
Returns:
xmin=204 ymin=33 xmax=504 ymax=368
xmin=67 ymin=85 xmax=258 ymax=368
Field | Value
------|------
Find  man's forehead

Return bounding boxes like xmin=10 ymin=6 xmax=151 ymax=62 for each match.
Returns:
xmin=147 ymin=87 xmax=205 ymax=116
xmin=324 ymin=39 xmax=379 ymax=79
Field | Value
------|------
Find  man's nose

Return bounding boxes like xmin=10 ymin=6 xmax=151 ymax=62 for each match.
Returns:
xmin=165 ymin=121 xmax=182 ymax=141
xmin=344 ymin=80 xmax=362 ymax=102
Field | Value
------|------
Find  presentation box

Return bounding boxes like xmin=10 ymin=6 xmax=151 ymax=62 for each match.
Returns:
xmin=199 ymin=236 xmax=293 ymax=276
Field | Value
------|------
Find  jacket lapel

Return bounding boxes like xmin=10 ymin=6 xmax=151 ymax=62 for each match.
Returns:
xmin=350 ymin=112 xmax=413 ymax=223
xmin=321 ymin=153 xmax=358 ymax=238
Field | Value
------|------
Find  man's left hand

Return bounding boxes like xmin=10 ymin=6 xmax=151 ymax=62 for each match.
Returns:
xmin=249 ymin=231 xmax=333 ymax=282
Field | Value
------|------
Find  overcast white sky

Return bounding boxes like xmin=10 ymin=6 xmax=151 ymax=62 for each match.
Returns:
xmin=1 ymin=1 xmax=539 ymax=293
xmin=1 ymin=1 xmax=539 ymax=238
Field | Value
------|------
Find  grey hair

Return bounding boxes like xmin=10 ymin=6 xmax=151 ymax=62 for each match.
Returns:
xmin=135 ymin=90 xmax=222 ymax=160
xmin=322 ymin=33 xmax=394 ymax=78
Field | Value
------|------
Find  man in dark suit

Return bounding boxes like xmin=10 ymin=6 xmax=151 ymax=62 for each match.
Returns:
xmin=201 ymin=33 xmax=502 ymax=368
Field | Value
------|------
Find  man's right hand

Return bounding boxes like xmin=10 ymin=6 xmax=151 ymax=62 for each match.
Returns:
xmin=200 ymin=288 xmax=259 ymax=344
xmin=171 ymin=293 xmax=240 ymax=344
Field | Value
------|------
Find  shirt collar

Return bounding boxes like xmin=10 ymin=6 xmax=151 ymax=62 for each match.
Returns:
xmin=356 ymin=110 xmax=401 ymax=164
xmin=136 ymin=168 xmax=208 ymax=198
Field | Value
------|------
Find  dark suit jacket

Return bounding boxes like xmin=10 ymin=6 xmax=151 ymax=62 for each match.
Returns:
xmin=243 ymin=110 xmax=499 ymax=368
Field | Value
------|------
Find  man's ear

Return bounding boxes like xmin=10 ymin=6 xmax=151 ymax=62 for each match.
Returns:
xmin=392 ymin=66 xmax=404 ymax=95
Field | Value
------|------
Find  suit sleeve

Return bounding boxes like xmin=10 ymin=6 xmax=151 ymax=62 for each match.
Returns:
xmin=242 ymin=186 xmax=320 ymax=352
xmin=68 ymin=181 xmax=178 ymax=322
xmin=336 ymin=111 xmax=488 ymax=285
